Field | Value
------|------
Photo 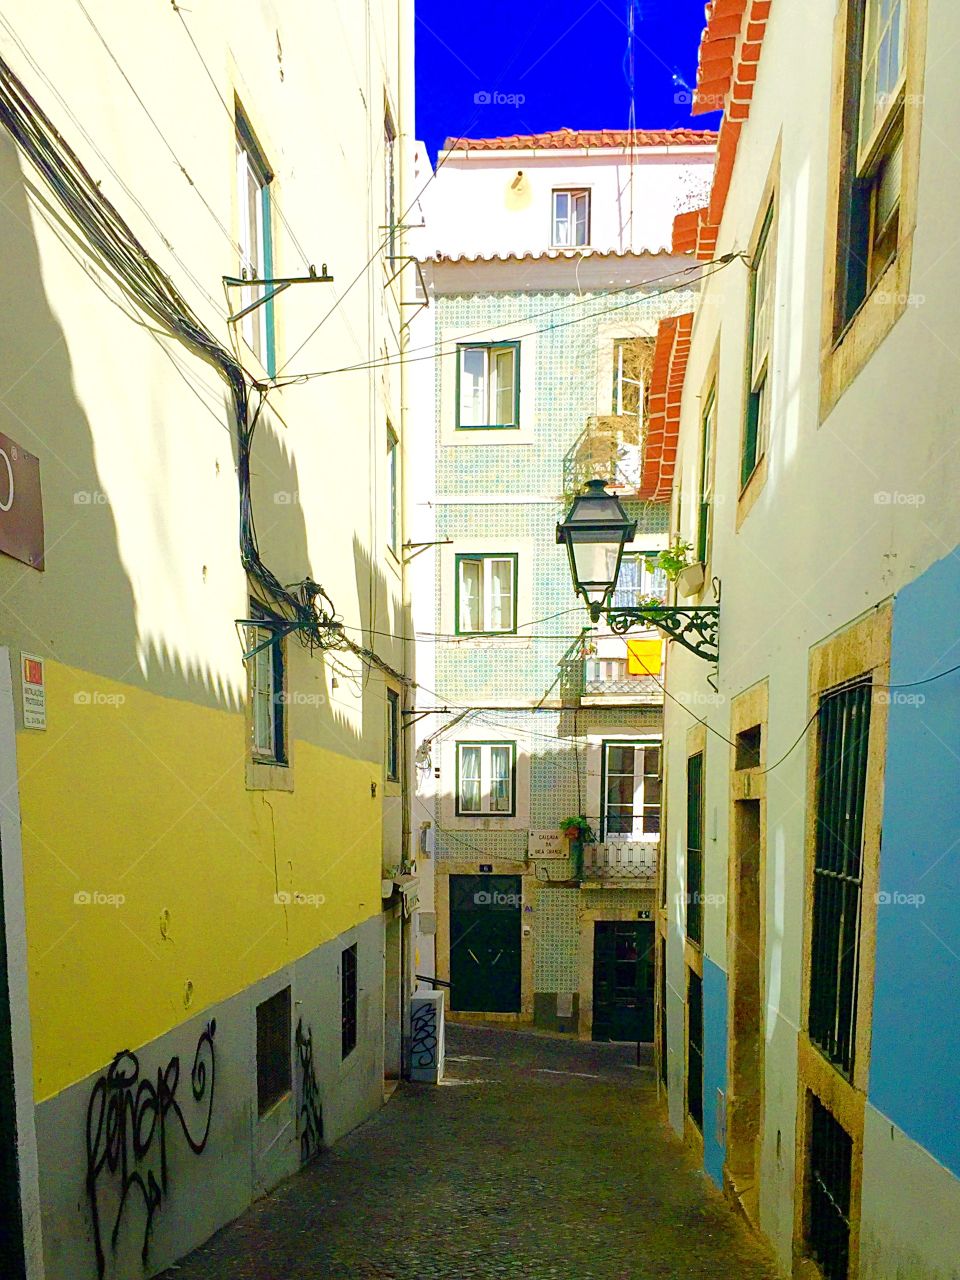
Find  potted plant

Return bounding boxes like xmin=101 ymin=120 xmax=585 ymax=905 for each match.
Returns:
xmin=560 ymin=815 xmax=595 ymax=843
xmin=647 ymin=538 xmax=703 ymax=599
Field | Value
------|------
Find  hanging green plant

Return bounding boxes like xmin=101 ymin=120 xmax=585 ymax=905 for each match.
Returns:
xmin=647 ymin=538 xmax=695 ymax=583
xmin=560 ymin=815 xmax=595 ymax=843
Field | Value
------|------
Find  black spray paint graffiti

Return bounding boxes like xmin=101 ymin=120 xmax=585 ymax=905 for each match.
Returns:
xmin=410 ymin=1001 xmax=438 ymax=1071
xmin=295 ymin=1018 xmax=322 ymax=1163
xmin=84 ymin=1020 xmax=216 ymax=1278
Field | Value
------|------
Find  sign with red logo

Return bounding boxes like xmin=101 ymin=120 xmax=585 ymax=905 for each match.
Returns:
xmin=0 ymin=430 xmax=44 ymax=570
xmin=21 ymin=653 xmax=46 ymax=730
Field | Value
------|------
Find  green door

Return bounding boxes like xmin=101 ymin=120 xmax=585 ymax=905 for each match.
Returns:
xmin=449 ymin=876 xmax=522 ymax=1013
xmin=592 ymin=920 xmax=655 ymax=1042
xmin=0 ymin=837 xmax=26 ymax=1278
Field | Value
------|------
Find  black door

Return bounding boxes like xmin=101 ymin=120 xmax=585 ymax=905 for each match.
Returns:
xmin=0 ymin=835 xmax=26 ymax=1279
xmin=592 ymin=920 xmax=655 ymax=1042
xmin=449 ymin=876 xmax=521 ymax=1013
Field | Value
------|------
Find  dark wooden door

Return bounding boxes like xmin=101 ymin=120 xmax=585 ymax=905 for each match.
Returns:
xmin=449 ymin=876 xmax=522 ymax=1013
xmin=592 ymin=920 xmax=655 ymax=1042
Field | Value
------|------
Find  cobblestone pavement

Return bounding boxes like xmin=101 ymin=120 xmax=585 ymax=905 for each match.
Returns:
xmin=161 ymin=1024 xmax=778 ymax=1280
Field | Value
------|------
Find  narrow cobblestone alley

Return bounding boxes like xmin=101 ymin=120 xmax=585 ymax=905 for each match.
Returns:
xmin=160 ymin=1025 xmax=777 ymax=1280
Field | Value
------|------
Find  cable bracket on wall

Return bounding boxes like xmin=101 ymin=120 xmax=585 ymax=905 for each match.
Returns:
xmin=223 ymin=264 xmax=334 ymax=324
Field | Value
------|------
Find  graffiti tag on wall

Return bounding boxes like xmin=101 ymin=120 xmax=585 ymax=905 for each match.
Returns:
xmin=84 ymin=1020 xmax=216 ymax=1278
xmin=410 ymin=1001 xmax=438 ymax=1071
xmin=294 ymin=1018 xmax=322 ymax=1163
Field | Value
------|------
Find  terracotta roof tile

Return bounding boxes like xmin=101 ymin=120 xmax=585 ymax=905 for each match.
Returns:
xmin=639 ymin=312 xmax=694 ymax=502
xmin=442 ymin=127 xmax=718 ymax=152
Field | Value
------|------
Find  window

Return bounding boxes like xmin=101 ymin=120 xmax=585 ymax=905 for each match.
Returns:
xmin=456 ymin=343 xmax=519 ymax=429
xmin=743 ymin=204 xmax=775 ymax=487
xmin=611 ymin=552 xmax=667 ymax=608
xmin=806 ymin=1095 xmax=854 ymax=1280
xmin=552 ymin=188 xmax=590 ymax=247
xmin=236 ymin=110 xmax=275 ymax=375
xmin=456 ymin=554 xmax=517 ymax=635
xmin=809 ymin=680 xmax=872 ymax=1077
xmin=835 ymin=0 xmax=908 ymax=332
xmin=456 ymin=742 xmax=516 ymax=817
xmin=697 ymin=386 xmax=717 ymax=565
xmin=384 ymin=106 xmax=397 ymax=264
xmin=602 ymin=741 xmax=661 ymax=839
xmin=341 ymin=944 xmax=358 ymax=1058
xmin=686 ymin=752 xmax=704 ymax=946
xmin=612 ymin=336 xmax=653 ymax=417
xmin=386 ymin=426 xmax=399 ymax=555
xmin=385 ymin=687 xmax=401 ymax=783
xmin=256 ymin=987 xmax=291 ymax=1115
xmin=247 ymin=601 xmax=286 ymax=764
xmin=687 ymin=968 xmax=704 ymax=1130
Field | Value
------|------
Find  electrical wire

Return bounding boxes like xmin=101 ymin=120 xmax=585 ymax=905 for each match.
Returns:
xmin=272 ymin=256 xmax=736 ymax=385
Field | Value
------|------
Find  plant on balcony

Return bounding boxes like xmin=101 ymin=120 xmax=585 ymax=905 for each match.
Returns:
xmin=646 ymin=537 xmax=695 ymax=583
xmin=560 ymin=815 xmax=595 ymax=843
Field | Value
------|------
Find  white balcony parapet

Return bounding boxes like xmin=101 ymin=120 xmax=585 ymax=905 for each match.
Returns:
xmin=582 ymin=838 xmax=658 ymax=881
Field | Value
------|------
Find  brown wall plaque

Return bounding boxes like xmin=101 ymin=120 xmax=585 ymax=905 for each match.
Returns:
xmin=0 ymin=431 xmax=44 ymax=571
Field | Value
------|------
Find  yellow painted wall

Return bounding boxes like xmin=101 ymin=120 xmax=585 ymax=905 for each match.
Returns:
xmin=17 ymin=659 xmax=383 ymax=1101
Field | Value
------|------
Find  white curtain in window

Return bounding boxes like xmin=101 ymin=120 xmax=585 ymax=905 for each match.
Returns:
xmin=490 ymin=746 xmax=511 ymax=811
xmin=459 ymin=559 xmax=482 ymax=632
xmin=459 ymin=348 xmax=486 ymax=426
xmin=553 ymin=191 xmax=570 ymax=244
xmin=459 ymin=746 xmax=482 ymax=812
xmin=488 ymin=559 xmax=514 ymax=631
xmin=493 ymin=348 xmax=515 ymax=425
xmin=573 ymin=191 xmax=588 ymax=245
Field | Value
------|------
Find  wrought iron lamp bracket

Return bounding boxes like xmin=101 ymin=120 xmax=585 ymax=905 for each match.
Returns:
xmin=599 ymin=605 xmax=720 ymax=662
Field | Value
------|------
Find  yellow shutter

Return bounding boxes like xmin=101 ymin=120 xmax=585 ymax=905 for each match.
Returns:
xmin=626 ymin=638 xmax=662 ymax=676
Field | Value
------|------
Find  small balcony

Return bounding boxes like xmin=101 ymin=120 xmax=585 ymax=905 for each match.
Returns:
xmin=581 ymin=839 xmax=658 ymax=883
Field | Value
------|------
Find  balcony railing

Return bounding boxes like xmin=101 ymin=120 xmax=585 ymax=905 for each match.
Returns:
xmin=582 ymin=839 xmax=658 ymax=881
xmin=583 ymin=657 xmax=661 ymax=699
xmin=562 ymin=413 xmax=642 ymax=500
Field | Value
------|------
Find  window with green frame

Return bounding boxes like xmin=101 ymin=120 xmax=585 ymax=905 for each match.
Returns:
xmin=235 ymin=109 xmax=276 ymax=378
xmin=386 ymin=425 xmax=399 ymax=555
xmin=456 ymin=342 xmax=520 ymax=428
xmin=455 ymin=553 xmax=518 ymax=635
xmin=456 ymin=741 xmax=516 ymax=816
xmin=697 ymin=386 xmax=717 ymax=565
xmin=742 ymin=202 xmax=775 ymax=488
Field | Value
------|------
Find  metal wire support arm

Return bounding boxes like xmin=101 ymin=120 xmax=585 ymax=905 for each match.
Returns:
xmin=604 ymin=605 xmax=720 ymax=662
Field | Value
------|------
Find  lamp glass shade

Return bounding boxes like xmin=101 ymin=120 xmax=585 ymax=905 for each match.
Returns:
xmin=556 ymin=479 xmax=637 ymax=614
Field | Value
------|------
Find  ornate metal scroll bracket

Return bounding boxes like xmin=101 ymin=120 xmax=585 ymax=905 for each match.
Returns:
xmin=605 ymin=606 xmax=720 ymax=662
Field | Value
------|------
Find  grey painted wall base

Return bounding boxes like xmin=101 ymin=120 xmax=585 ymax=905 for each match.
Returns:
xmin=533 ymin=992 xmax=579 ymax=1034
xmin=35 ymin=912 xmax=385 ymax=1280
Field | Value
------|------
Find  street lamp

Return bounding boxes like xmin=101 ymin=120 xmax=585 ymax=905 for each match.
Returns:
xmin=556 ymin=479 xmax=637 ymax=622
xmin=557 ymin=479 xmax=720 ymax=663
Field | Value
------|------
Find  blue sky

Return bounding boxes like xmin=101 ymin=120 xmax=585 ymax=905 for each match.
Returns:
xmin=414 ymin=0 xmax=719 ymax=160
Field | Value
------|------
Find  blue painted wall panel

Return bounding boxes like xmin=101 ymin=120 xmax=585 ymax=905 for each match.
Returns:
xmin=870 ymin=550 xmax=960 ymax=1179
xmin=702 ymin=955 xmax=728 ymax=1187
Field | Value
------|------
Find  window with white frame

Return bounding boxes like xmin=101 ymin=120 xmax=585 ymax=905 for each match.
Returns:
xmin=236 ymin=111 xmax=274 ymax=374
xmin=602 ymin=741 xmax=661 ymax=838
xmin=456 ymin=554 xmax=517 ymax=635
xmin=612 ymin=336 xmax=653 ymax=417
xmin=384 ymin=105 xmax=397 ymax=264
xmin=457 ymin=742 xmax=516 ymax=816
xmin=552 ymin=188 xmax=590 ymax=247
xmin=457 ymin=343 xmax=519 ymax=428
xmin=611 ymin=552 xmax=667 ymax=609
xmin=385 ymin=687 xmax=401 ymax=782
xmin=247 ymin=601 xmax=286 ymax=764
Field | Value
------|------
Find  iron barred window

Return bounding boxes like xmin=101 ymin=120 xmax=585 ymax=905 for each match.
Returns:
xmin=807 ymin=1095 xmax=853 ymax=1280
xmin=808 ymin=679 xmax=872 ymax=1076
xmin=686 ymin=752 xmax=704 ymax=945
xmin=341 ymin=944 xmax=358 ymax=1059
